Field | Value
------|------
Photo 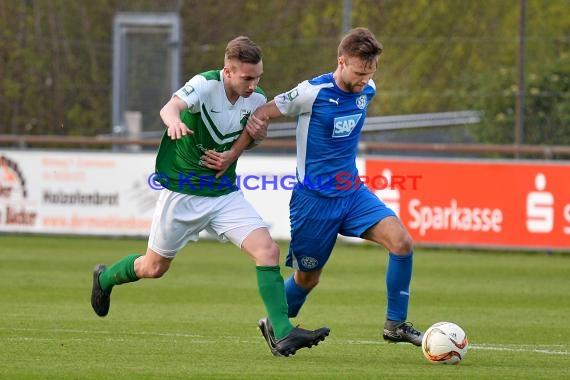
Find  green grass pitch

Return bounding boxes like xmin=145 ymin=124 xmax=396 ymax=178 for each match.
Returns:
xmin=1 ymin=234 xmax=568 ymax=379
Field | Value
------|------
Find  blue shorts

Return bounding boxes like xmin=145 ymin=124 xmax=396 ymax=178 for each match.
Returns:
xmin=286 ymin=186 xmax=396 ymax=271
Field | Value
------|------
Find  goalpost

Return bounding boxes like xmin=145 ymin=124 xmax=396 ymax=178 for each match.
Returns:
xmin=112 ymin=12 xmax=181 ymax=143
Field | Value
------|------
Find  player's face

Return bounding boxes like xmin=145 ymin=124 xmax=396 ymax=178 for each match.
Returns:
xmin=338 ymin=55 xmax=377 ymax=93
xmin=225 ymin=60 xmax=263 ymax=100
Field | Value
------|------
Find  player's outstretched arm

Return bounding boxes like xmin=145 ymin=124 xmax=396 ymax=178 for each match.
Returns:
xmin=159 ymin=95 xmax=193 ymax=140
xmin=245 ymin=100 xmax=283 ymax=141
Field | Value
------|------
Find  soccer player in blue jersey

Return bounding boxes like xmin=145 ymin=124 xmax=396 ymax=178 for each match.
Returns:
xmin=203 ymin=27 xmax=423 ymax=348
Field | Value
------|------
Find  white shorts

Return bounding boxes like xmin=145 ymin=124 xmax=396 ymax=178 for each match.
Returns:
xmin=148 ymin=189 xmax=268 ymax=258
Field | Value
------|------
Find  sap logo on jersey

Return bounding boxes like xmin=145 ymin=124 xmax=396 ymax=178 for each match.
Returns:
xmin=332 ymin=114 xmax=362 ymax=138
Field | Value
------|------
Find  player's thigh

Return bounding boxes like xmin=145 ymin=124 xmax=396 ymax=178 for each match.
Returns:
xmin=340 ymin=186 xmax=411 ymax=252
xmin=362 ymin=216 xmax=413 ymax=254
xmin=286 ymin=190 xmax=342 ymax=271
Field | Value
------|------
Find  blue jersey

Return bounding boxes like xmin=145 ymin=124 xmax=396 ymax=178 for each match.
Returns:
xmin=274 ymin=72 xmax=375 ymax=197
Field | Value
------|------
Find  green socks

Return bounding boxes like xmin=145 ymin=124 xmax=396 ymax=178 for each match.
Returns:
xmin=98 ymin=259 xmax=293 ymax=340
xmin=98 ymin=254 xmax=142 ymax=291
xmin=256 ymin=266 xmax=294 ymax=340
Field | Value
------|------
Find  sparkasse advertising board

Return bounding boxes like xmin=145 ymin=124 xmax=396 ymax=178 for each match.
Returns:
xmin=367 ymin=158 xmax=570 ymax=251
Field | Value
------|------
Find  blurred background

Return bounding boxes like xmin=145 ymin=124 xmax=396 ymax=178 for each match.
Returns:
xmin=1 ymin=5 xmax=568 ymax=377
xmin=0 ymin=0 xmax=569 ymax=153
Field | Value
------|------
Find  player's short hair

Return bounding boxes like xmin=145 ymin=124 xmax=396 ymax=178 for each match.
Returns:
xmin=225 ymin=36 xmax=262 ymax=65
xmin=338 ymin=27 xmax=383 ymax=67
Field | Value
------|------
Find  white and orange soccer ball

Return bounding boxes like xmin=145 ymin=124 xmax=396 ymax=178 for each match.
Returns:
xmin=421 ymin=322 xmax=469 ymax=364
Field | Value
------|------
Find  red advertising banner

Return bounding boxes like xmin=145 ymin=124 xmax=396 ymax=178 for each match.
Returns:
xmin=366 ymin=158 xmax=570 ymax=251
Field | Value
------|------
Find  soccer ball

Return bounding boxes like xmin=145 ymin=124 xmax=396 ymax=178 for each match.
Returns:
xmin=421 ymin=322 xmax=469 ymax=364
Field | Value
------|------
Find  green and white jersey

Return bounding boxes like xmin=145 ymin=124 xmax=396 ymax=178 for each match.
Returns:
xmin=155 ymin=69 xmax=267 ymax=196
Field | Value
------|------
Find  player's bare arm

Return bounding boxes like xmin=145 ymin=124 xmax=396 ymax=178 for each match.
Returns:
xmin=245 ymin=100 xmax=282 ymax=137
xmin=200 ymin=121 xmax=264 ymax=177
xmin=202 ymin=101 xmax=283 ymax=177
xmin=159 ymin=95 xmax=193 ymax=140
xmin=245 ymin=113 xmax=269 ymax=141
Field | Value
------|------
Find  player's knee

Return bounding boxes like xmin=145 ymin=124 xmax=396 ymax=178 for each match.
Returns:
xmin=296 ymin=271 xmax=320 ymax=290
xmin=262 ymin=240 xmax=280 ymax=264
xmin=391 ymin=234 xmax=413 ymax=255
xmin=249 ymin=239 xmax=280 ymax=266
xmin=242 ymin=228 xmax=281 ymax=266
xmin=300 ymin=276 xmax=319 ymax=289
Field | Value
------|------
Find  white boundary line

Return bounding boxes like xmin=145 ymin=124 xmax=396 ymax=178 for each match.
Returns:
xmin=2 ymin=328 xmax=568 ymax=356
xmin=470 ymin=343 xmax=569 ymax=356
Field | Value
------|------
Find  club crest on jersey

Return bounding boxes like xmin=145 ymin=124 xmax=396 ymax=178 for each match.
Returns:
xmin=356 ymin=95 xmax=367 ymax=109
xmin=240 ymin=110 xmax=251 ymax=126
xmin=286 ymin=88 xmax=299 ymax=101
xmin=332 ymin=114 xmax=362 ymax=138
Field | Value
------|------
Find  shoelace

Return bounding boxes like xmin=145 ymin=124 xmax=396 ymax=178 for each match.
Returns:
xmin=400 ymin=322 xmax=421 ymax=336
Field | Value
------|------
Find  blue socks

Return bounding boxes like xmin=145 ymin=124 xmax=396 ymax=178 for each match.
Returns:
xmin=386 ymin=252 xmax=413 ymax=322
xmin=285 ymin=252 xmax=413 ymax=321
xmin=284 ymin=274 xmax=310 ymax=317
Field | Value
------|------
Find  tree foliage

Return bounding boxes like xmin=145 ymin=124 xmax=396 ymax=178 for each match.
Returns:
xmin=472 ymin=0 xmax=570 ymax=145
xmin=0 ymin=0 xmax=568 ymax=145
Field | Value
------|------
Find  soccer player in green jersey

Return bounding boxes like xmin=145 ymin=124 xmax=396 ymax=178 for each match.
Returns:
xmin=90 ymin=36 xmax=329 ymax=357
